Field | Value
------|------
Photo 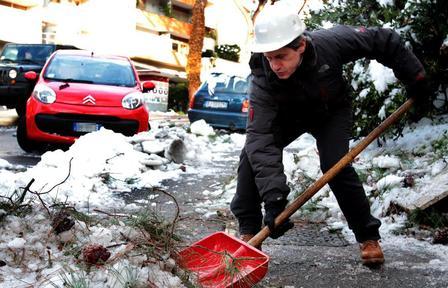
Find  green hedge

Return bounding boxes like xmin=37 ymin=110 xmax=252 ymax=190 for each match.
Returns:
xmin=306 ymin=0 xmax=448 ymax=138
xmin=214 ymin=44 xmax=241 ymax=62
xmin=168 ymin=82 xmax=189 ymax=113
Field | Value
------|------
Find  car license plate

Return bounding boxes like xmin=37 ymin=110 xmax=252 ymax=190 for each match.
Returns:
xmin=73 ymin=122 xmax=101 ymax=133
xmin=204 ymin=100 xmax=228 ymax=109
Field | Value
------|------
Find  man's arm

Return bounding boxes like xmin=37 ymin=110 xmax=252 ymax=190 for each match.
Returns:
xmin=245 ymin=71 xmax=290 ymax=203
xmin=321 ymin=25 xmax=424 ymax=84
xmin=245 ymin=70 xmax=295 ymax=238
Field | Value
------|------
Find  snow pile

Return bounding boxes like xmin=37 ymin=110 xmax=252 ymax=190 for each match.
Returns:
xmin=281 ymin=116 xmax=448 ymax=245
xmin=189 ymin=119 xmax=215 ymax=136
xmin=0 ymin=118 xmax=245 ymax=287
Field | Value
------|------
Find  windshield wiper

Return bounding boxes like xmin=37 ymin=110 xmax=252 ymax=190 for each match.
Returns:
xmin=59 ymin=82 xmax=70 ymax=90
xmin=0 ymin=58 xmax=15 ymax=63
xmin=62 ymin=78 xmax=94 ymax=84
xmin=68 ymin=79 xmax=94 ymax=84
xmin=47 ymin=77 xmax=94 ymax=84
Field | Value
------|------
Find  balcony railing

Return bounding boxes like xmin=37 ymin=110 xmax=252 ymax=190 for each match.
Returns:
xmin=172 ymin=0 xmax=194 ymax=9
xmin=0 ymin=0 xmax=38 ymax=10
xmin=139 ymin=11 xmax=192 ymax=40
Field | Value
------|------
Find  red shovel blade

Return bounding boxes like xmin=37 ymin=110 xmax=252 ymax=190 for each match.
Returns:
xmin=178 ymin=232 xmax=269 ymax=288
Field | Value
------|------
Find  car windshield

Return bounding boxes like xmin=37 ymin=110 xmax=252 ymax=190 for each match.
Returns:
xmin=44 ymin=54 xmax=136 ymax=87
xmin=0 ymin=44 xmax=53 ymax=65
xmin=204 ymin=73 xmax=248 ymax=95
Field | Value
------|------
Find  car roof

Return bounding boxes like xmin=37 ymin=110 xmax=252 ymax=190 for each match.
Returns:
xmin=208 ymin=64 xmax=251 ymax=78
xmin=4 ymin=43 xmax=76 ymax=48
xmin=5 ymin=43 xmax=55 ymax=47
xmin=52 ymin=49 xmax=130 ymax=61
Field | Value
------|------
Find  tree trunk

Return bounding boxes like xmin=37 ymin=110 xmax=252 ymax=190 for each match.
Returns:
xmin=186 ymin=0 xmax=207 ymax=102
xmin=252 ymin=0 xmax=307 ymax=22
xmin=252 ymin=0 xmax=268 ymax=22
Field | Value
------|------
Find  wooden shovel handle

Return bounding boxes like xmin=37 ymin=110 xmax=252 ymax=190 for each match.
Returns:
xmin=248 ymin=98 xmax=414 ymax=248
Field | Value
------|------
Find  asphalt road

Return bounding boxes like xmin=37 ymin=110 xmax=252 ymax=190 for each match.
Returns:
xmin=0 ymin=126 xmax=41 ymax=167
xmin=0 ymin=107 xmax=41 ymax=166
xmin=168 ymin=163 xmax=448 ymax=288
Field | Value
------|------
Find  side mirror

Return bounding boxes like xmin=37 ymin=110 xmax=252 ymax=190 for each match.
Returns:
xmin=142 ymin=81 xmax=155 ymax=93
xmin=24 ymin=71 xmax=38 ymax=81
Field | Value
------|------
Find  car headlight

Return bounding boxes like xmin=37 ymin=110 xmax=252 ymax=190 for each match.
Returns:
xmin=33 ymin=84 xmax=56 ymax=104
xmin=8 ymin=69 xmax=17 ymax=79
xmin=122 ymin=92 xmax=143 ymax=110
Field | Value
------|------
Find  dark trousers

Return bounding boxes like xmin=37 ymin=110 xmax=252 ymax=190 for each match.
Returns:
xmin=230 ymin=104 xmax=381 ymax=243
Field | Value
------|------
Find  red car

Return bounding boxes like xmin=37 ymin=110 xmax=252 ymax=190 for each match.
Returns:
xmin=17 ymin=50 xmax=155 ymax=152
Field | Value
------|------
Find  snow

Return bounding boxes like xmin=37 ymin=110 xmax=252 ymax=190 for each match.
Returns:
xmin=6 ymin=237 xmax=26 ymax=249
xmin=376 ymin=0 xmax=394 ymax=7
xmin=321 ymin=21 xmax=334 ymax=29
xmin=189 ymin=119 xmax=215 ymax=136
xmin=1 ymin=111 xmax=448 ymax=286
xmin=368 ymin=60 xmax=397 ymax=92
xmin=372 ymin=155 xmax=401 ymax=169
xmin=0 ymin=159 xmax=12 ymax=169
xmin=376 ymin=174 xmax=404 ymax=191
xmin=307 ymin=0 xmax=325 ymax=12
xmin=0 ymin=117 xmax=245 ymax=287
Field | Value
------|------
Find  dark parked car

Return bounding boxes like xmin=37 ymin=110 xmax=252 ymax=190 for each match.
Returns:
xmin=0 ymin=43 xmax=77 ymax=115
xmin=188 ymin=72 xmax=250 ymax=130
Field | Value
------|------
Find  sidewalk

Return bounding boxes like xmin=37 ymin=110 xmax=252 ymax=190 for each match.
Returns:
xmin=149 ymin=112 xmax=188 ymax=122
xmin=0 ymin=108 xmax=188 ymax=127
xmin=148 ymin=112 xmax=189 ymax=127
xmin=0 ymin=108 xmax=18 ymax=126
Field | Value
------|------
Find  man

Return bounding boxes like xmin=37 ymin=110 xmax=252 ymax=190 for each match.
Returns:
xmin=230 ymin=2 xmax=427 ymax=266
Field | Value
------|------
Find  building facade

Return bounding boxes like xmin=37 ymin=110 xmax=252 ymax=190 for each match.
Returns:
xmin=0 ymin=0 xmax=253 ymax=82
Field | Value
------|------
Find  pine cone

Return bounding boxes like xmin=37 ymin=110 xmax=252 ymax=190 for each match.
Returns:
xmin=82 ymin=243 xmax=111 ymax=265
xmin=402 ymin=175 xmax=415 ymax=188
xmin=433 ymin=228 xmax=448 ymax=245
xmin=51 ymin=211 xmax=75 ymax=234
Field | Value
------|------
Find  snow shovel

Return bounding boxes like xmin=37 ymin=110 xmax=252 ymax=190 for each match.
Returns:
xmin=178 ymin=98 xmax=415 ymax=288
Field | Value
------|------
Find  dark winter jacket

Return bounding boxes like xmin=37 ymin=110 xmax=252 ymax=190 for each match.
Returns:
xmin=246 ymin=25 xmax=424 ymax=203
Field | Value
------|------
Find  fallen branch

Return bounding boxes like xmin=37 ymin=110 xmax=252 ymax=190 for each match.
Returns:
xmin=38 ymin=157 xmax=74 ymax=195
xmin=153 ymin=187 xmax=180 ymax=245
xmin=93 ymin=208 xmax=129 ymax=218
xmin=19 ymin=178 xmax=34 ymax=203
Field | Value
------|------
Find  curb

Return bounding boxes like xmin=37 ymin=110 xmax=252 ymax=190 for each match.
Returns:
xmin=0 ymin=109 xmax=18 ymax=126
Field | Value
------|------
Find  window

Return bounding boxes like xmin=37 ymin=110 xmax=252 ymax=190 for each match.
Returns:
xmin=44 ymin=55 xmax=136 ymax=87
xmin=204 ymin=73 xmax=248 ymax=95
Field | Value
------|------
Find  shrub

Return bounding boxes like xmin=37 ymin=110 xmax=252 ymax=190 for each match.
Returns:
xmin=214 ymin=44 xmax=241 ymax=62
xmin=168 ymin=82 xmax=189 ymax=113
xmin=306 ymin=0 xmax=448 ymax=138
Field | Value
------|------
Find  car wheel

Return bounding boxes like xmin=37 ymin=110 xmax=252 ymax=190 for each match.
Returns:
xmin=15 ymin=102 xmax=26 ymax=117
xmin=16 ymin=93 xmax=30 ymax=117
xmin=16 ymin=116 xmax=43 ymax=153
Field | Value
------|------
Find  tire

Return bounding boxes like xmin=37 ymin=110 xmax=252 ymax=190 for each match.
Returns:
xmin=15 ymin=102 xmax=26 ymax=117
xmin=16 ymin=116 xmax=43 ymax=153
xmin=16 ymin=92 xmax=30 ymax=117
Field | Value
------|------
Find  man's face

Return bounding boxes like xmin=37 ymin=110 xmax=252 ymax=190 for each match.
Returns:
xmin=263 ymin=39 xmax=306 ymax=79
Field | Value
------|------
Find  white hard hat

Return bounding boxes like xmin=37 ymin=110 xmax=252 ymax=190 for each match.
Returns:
xmin=251 ymin=2 xmax=306 ymax=53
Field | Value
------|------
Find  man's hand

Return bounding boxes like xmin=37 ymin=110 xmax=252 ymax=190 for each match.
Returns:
xmin=263 ymin=199 xmax=294 ymax=239
xmin=406 ymin=73 xmax=432 ymax=122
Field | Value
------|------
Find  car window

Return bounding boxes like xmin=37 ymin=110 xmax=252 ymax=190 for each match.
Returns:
xmin=44 ymin=54 xmax=136 ymax=87
xmin=0 ymin=45 xmax=53 ymax=64
xmin=204 ymin=73 xmax=248 ymax=95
